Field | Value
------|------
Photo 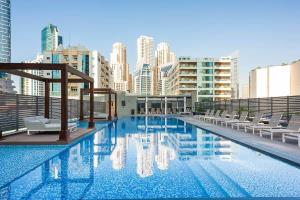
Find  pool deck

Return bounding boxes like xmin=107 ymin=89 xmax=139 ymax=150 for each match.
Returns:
xmin=178 ymin=116 xmax=300 ymax=166
xmin=0 ymin=128 xmax=95 ymax=145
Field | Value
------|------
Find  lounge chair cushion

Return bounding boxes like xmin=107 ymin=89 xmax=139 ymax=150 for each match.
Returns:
xmin=44 ymin=123 xmax=77 ymax=129
xmin=39 ymin=118 xmax=49 ymax=124
xmin=261 ymin=128 xmax=292 ymax=133
xmin=284 ymin=132 xmax=300 ymax=137
xmin=44 ymin=123 xmax=60 ymax=129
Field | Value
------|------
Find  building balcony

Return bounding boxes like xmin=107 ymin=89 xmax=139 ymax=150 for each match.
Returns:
xmin=214 ymin=94 xmax=231 ymax=98
xmin=179 ymin=66 xmax=197 ymax=70
xmin=214 ymin=79 xmax=231 ymax=83
xmin=214 ymin=73 xmax=231 ymax=77
xmin=179 ymin=73 xmax=197 ymax=77
xmin=179 ymin=87 xmax=197 ymax=90
xmin=179 ymin=79 xmax=197 ymax=83
xmin=214 ymin=87 xmax=231 ymax=91
xmin=214 ymin=65 xmax=231 ymax=69
xmin=179 ymin=87 xmax=197 ymax=91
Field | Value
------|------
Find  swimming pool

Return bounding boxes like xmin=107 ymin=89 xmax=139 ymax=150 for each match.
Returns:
xmin=0 ymin=116 xmax=300 ymax=199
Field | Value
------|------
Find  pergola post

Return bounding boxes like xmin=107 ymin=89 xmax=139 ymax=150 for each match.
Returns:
xmin=89 ymin=83 xmax=95 ymax=128
xmin=114 ymin=93 xmax=118 ymax=118
xmin=176 ymin=97 xmax=179 ymax=112
xmin=184 ymin=96 xmax=187 ymax=113
xmin=160 ymin=97 xmax=163 ymax=113
xmin=44 ymin=80 xmax=50 ymax=118
xmin=145 ymin=96 xmax=148 ymax=115
xmin=59 ymin=66 xmax=69 ymax=141
xmin=108 ymin=91 xmax=112 ymax=120
xmin=164 ymin=97 xmax=167 ymax=115
xmin=79 ymin=89 xmax=84 ymax=121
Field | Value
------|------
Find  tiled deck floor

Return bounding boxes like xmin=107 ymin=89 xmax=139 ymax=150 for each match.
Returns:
xmin=0 ymin=128 xmax=94 ymax=145
xmin=179 ymin=116 xmax=300 ymax=166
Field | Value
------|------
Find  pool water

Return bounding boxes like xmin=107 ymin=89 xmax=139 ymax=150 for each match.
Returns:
xmin=0 ymin=116 xmax=300 ymax=199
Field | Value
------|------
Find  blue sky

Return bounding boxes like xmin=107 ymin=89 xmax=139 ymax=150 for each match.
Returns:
xmin=11 ymin=0 xmax=300 ymax=89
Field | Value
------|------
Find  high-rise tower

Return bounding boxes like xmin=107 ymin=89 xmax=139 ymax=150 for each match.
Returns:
xmin=41 ymin=24 xmax=63 ymax=52
xmin=110 ymin=42 xmax=129 ymax=91
xmin=0 ymin=0 xmax=11 ymax=63
xmin=0 ymin=0 xmax=15 ymax=93
xmin=136 ymin=35 xmax=153 ymax=70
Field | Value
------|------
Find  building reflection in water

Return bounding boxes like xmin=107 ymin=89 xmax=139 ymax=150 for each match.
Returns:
xmin=1 ymin=117 xmax=232 ymax=199
xmin=108 ymin=116 xmax=232 ymax=178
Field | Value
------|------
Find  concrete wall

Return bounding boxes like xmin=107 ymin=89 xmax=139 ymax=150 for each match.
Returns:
xmin=291 ymin=61 xmax=300 ymax=96
xmin=249 ymin=65 xmax=291 ymax=98
xmin=191 ymin=91 xmax=197 ymax=111
xmin=268 ymin=65 xmax=290 ymax=97
xmin=117 ymin=92 xmax=138 ymax=117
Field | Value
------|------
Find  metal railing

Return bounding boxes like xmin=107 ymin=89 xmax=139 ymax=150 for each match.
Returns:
xmin=0 ymin=93 xmax=105 ymax=134
xmin=195 ymin=95 xmax=300 ymax=117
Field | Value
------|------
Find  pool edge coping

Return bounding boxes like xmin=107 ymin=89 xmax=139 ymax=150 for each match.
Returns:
xmin=177 ymin=116 xmax=300 ymax=168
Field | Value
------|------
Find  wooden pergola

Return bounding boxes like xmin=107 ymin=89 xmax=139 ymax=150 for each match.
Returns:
xmin=80 ymin=88 xmax=117 ymax=121
xmin=0 ymin=63 xmax=95 ymax=142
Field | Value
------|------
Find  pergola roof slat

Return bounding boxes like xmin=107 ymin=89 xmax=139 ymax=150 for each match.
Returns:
xmin=0 ymin=63 xmax=65 ymax=70
xmin=49 ymin=78 xmax=90 ymax=83
xmin=1 ymin=69 xmax=47 ymax=82
xmin=66 ymin=66 xmax=94 ymax=83
xmin=0 ymin=63 xmax=94 ymax=83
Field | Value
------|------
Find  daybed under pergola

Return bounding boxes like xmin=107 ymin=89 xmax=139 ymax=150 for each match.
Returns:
xmin=80 ymin=88 xmax=117 ymax=121
xmin=0 ymin=63 xmax=95 ymax=142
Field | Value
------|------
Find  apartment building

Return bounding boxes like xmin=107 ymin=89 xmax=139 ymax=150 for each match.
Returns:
xmin=40 ymin=46 xmax=111 ymax=98
xmin=198 ymin=57 xmax=233 ymax=101
xmin=166 ymin=56 xmax=236 ymax=102
xmin=21 ymin=54 xmax=47 ymax=96
xmin=110 ymin=42 xmax=129 ymax=92
xmin=136 ymin=35 xmax=154 ymax=70
xmin=134 ymin=64 xmax=151 ymax=95
xmin=167 ymin=57 xmax=197 ymax=97
xmin=128 ymin=73 xmax=133 ymax=93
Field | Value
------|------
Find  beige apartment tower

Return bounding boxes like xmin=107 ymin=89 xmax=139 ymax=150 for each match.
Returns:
xmin=110 ymin=42 xmax=129 ymax=92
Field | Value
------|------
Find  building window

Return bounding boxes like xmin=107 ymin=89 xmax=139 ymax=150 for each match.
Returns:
xmin=64 ymin=55 xmax=69 ymax=61
xmin=71 ymin=87 xmax=77 ymax=92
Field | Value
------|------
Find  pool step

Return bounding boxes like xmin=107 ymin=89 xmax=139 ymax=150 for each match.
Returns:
xmin=200 ymin=161 xmax=251 ymax=198
xmin=186 ymin=160 xmax=229 ymax=198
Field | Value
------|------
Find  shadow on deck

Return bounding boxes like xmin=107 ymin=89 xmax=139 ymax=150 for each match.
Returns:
xmin=0 ymin=128 xmax=95 ymax=145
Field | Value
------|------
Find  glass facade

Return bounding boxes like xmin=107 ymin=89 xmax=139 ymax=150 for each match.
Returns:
xmin=51 ymin=54 xmax=61 ymax=95
xmin=58 ymin=35 xmax=63 ymax=46
xmin=82 ymin=55 xmax=89 ymax=89
xmin=0 ymin=0 xmax=11 ymax=77
xmin=41 ymin=24 xmax=63 ymax=52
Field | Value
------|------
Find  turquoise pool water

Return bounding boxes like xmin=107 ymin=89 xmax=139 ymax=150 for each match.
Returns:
xmin=0 ymin=116 xmax=300 ymax=199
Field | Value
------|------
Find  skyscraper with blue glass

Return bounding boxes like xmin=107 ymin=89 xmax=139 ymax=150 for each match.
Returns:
xmin=41 ymin=24 xmax=63 ymax=52
xmin=0 ymin=0 xmax=15 ymax=93
xmin=0 ymin=0 xmax=11 ymax=64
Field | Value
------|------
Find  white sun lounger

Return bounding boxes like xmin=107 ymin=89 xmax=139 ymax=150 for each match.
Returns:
xmin=219 ymin=111 xmax=238 ymax=126
xmin=260 ymin=115 xmax=300 ymax=141
xmin=205 ymin=110 xmax=221 ymax=123
xmin=232 ymin=112 xmax=263 ymax=131
xmin=221 ymin=111 xmax=247 ymax=127
xmin=245 ymin=113 xmax=283 ymax=134
xmin=24 ymin=116 xmax=77 ymax=135
xmin=198 ymin=109 xmax=212 ymax=121
xmin=283 ymin=132 xmax=300 ymax=147
xmin=211 ymin=110 xmax=228 ymax=124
